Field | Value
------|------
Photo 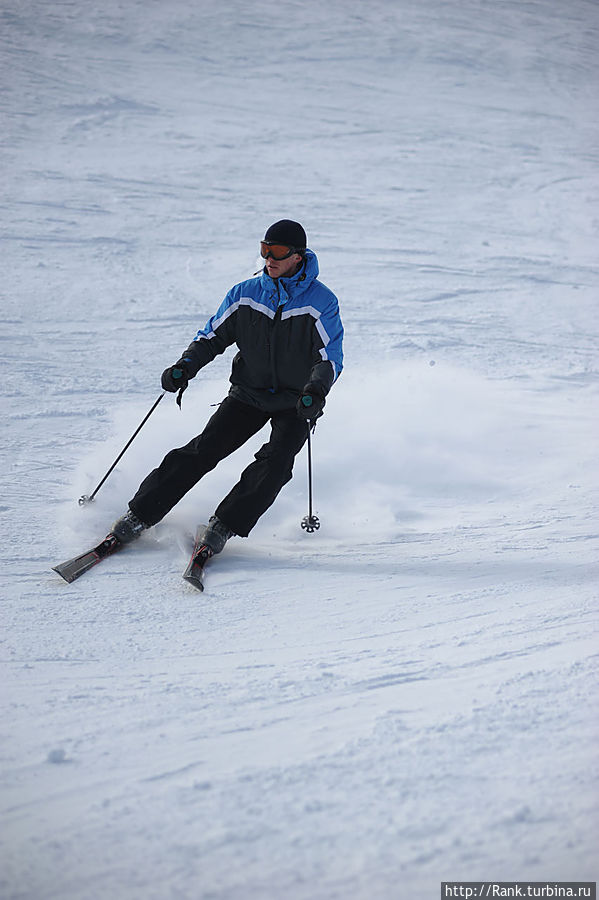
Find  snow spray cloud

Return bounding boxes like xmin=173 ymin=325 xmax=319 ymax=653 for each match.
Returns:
xmin=285 ymin=359 xmax=526 ymax=540
xmin=65 ymin=360 xmax=571 ymax=545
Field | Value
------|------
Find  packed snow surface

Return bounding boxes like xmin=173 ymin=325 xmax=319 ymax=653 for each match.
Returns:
xmin=1 ymin=1 xmax=598 ymax=898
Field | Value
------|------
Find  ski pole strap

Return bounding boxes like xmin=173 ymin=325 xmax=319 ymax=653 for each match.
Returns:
xmin=176 ymin=383 xmax=188 ymax=409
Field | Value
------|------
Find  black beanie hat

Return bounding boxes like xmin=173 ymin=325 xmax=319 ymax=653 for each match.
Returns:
xmin=263 ymin=219 xmax=307 ymax=250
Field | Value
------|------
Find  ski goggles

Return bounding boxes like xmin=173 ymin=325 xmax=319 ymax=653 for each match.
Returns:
xmin=260 ymin=241 xmax=301 ymax=260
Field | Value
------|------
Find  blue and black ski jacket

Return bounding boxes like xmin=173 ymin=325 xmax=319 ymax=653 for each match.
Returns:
xmin=180 ymin=249 xmax=344 ymax=413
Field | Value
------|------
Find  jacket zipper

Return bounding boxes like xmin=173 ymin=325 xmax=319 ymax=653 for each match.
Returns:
xmin=270 ymin=283 xmax=284 ymax=392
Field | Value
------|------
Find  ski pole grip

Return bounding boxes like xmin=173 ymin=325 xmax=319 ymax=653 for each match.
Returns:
xmin=301 ymin=395 xmax=313 ymax=407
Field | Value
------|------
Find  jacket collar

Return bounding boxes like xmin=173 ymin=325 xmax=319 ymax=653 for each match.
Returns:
xmin=261 ymin=249 xmax=319 ymax=303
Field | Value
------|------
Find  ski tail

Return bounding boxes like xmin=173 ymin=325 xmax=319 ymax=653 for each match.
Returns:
xmin=183 ymin=525 xmax=213 ymax=592
xmin=53 ymin=535 xmax=122 ymax=584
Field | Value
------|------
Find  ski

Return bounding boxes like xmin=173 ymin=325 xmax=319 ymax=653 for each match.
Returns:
xmin=183 ymin=524 xmax=213 ymax=592
xmin=53 ymin=534 xmax=123 ymax=584
xmin=54 ymin=525 xmax=217 ymax=588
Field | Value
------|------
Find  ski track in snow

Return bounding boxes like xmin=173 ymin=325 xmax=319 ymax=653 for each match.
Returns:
xmin=1 ymin=1 xmax=598 ymax=898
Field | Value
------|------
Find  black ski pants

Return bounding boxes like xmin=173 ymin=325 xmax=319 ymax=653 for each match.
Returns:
xmin=129 ymin=396 xmax=309 ymax=537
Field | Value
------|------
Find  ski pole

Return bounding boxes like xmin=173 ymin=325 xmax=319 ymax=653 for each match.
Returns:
xmin=78 ymin=393 xmax=165 ymax=506
xmin=301 ymin=422 xmax=320 ymax=533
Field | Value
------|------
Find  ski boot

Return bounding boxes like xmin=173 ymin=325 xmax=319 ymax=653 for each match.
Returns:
xmin=200 ymin=516 xmax=235 ymax=554
xmin=111 ymin=509 xmax=150 ymax=544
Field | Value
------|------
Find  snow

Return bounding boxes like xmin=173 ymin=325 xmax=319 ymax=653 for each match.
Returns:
xmin=1 ymin=0 xmax=598 ymax=897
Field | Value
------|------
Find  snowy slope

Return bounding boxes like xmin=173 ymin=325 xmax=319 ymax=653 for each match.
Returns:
xmin=1 ymin=1 xmax=598 ymax=898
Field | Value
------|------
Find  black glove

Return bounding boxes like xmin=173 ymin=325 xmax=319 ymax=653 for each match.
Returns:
xmin=161 ymin=361 xmax=189 ymax=393
xmin=296 ymin=382 xmax=326 ymax=420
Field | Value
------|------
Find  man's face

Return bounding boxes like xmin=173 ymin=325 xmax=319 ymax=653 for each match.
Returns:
xmin=264 ymin=252 xmax=303 ymax=279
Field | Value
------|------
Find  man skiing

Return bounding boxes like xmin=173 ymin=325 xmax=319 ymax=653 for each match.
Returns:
xmin=110 ymin=219 xmax=344 ymax=558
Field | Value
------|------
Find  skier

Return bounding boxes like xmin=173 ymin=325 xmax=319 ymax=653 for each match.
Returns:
xmin=110 ymin=219 xmax=344 ymax=557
